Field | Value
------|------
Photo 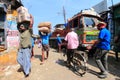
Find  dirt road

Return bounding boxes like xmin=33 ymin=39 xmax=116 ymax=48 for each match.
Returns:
xmin=0 ymin=45 xmax=120 ymax=80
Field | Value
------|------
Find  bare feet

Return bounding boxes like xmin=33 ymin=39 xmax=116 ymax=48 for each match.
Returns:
xmin=45 ymin=57 xmax=48 ymax=60
xmin=40 ymin=62 xmax=44 ymax=65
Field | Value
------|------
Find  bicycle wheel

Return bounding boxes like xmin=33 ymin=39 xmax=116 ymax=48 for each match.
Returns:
xmin=72 ymin=52 xmax=87 ymax=75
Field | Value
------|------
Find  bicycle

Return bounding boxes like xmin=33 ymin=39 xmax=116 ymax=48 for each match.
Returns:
xmin=61 ymin=47 xmax=88 ymax=76
xmin=71 ymin=50 xmax=88 ymax=76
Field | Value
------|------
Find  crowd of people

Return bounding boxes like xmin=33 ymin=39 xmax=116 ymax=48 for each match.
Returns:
xmin=16 ymin=19 xmax=120 ymax=79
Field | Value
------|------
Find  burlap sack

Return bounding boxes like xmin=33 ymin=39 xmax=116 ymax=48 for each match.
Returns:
xmin=38 ymin=27 xmax=50 ymax=33
xmin=38 ymin=22 xmax=51 ymax=29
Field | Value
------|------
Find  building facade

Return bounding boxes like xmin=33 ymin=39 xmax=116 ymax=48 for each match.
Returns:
xmin=0 ymin=0 xmax=22 ymax=49
xmin=112 ymin=3 xmax=120 ymax=36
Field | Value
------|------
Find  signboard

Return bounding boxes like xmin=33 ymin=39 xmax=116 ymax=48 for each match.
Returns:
xmin=7 ymin=36 xmax=19 ymax=47
xmin=6 ymin=14 xmax=18 ymax=30
xmin=6 ymin=11 xmax=19 ymax=48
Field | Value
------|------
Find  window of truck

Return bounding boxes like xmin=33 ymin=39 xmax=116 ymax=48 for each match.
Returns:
xmin=84 ymin=17 xmax=95 ymax=28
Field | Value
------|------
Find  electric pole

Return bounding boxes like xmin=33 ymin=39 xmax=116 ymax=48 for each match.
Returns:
xmin=63 ymin=6 xmax=66 ymax=24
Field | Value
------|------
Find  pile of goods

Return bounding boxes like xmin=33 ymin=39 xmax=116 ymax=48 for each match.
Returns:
xmin=16 ymin=6 xmax=34 ymax=33
xmin=16 ymin=6 xmax=31 ymax=23
xmin=38 ymin=22 xmax=51 ymax=33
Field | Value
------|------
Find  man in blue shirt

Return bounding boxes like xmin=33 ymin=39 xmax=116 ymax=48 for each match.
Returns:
xmin=39 ymin=32 xmax=52 ymax=64
xmin=93 ymin=22 xmax=111 ymax=79
xmin=87 ymin=22 xmax=111 ymax=79
xmin=56 ymin=34 xmax=62 ymax=52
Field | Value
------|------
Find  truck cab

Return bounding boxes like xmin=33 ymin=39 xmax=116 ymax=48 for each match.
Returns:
xmin=50 ymin=9 xmax=104 ymax=51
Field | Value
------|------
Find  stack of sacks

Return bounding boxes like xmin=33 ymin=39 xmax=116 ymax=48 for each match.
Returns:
xmin=38 ymin=22 xmax=51 ymax=33
xmin=16 ymin=6 xmax=30 ymax=23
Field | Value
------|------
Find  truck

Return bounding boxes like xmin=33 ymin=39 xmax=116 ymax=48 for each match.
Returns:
xmin=50 ymin=8 xmax=104 ymax=51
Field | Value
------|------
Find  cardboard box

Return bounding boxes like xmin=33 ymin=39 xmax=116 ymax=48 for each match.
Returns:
xmin=16 ymin=14 xmax=21 ymax=23
xmin=16 ymin=12 xmax=30 ymax=23
xmin=21 ymin=13 xmax=30 ymax=22
xmin=17 ymin=6 xmax=28 ymax=14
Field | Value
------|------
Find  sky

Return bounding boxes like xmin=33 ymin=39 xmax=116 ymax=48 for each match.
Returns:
xmin=21 ymin=0 xmax=120 ymax=35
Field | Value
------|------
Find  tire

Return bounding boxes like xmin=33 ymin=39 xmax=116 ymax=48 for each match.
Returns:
xmin=72 ymin=52 xmax=87 ymax=76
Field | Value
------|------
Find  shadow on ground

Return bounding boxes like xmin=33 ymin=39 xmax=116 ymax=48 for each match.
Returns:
xmin=34 ymin=54 xmax=42 ymax=61
xmin=108 ymin=54 xmax=120 ymax=78
xmin=56 ymin=51 xmax=120 ymax=78
xmin=56 ymin=58 xmax=87 ymax=77
xmin=87 ymin=53 xmax=120 ymax=78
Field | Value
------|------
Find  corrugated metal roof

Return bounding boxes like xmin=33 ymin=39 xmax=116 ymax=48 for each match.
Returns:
xmin=109 ymin=2 xmax=120 ymax=9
